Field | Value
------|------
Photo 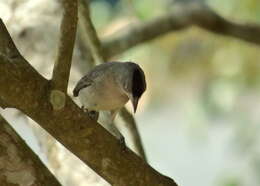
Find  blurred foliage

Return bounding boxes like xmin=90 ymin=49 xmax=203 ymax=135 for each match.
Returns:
xmin=209 ymin=0 xmax=260 ymax=22
xmin=219 ymin=177 xmax=241 ymax=186
xmin=87 ymin=0 xmax=260 ymax=185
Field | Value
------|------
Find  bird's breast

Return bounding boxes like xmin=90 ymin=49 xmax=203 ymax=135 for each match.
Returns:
xmin=78 ymin=81 xmax=129 ymax=111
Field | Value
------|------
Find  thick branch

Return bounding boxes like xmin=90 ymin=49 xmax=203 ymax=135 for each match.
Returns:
xmin=51 ymin=0 xmax=78 ymax=93
xmin=0 ymin=20 xmax=177 ymax=186
xmin=102 ymin=2 xmax=260 ymax=58
xmin=0 ymin=115 xmax=61 ymax=186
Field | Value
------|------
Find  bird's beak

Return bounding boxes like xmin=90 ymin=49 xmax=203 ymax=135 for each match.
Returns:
xmin=131 ymin=97 xmax=139 ymax=113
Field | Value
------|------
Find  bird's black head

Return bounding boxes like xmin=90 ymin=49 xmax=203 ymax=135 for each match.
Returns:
xmin=129 ymin=64 xmax=146 ymax=112
xmin=132 ymin=67 xmax=146 ymax=98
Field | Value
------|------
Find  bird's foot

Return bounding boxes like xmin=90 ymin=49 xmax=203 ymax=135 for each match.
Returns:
xmin=88 ymin=110 xmax=99 ymax=121
xmin=81 ymin=106 xmax=99 ymax=121
xmin=119 ymin=136 xmax=127 ymax=151
xmin=81 ymin=106 xmax=87 ymax=112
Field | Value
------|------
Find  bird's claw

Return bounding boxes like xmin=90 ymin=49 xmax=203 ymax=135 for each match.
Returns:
xmin=81 ymin=106 xmax=87 ymax=112
xmin=88 ymin=110 xmax=99 ymax=121
xmin=119 ymin=136 xmax=126 ymax=150
xmin=81 ymin=106 xmax=99 ymax=121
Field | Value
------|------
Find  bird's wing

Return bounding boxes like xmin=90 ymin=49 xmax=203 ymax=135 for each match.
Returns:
xmin=73 ymin=62 xmax=117 ymax=97
xmin=73 ymin=75 xmax=94 ymax=97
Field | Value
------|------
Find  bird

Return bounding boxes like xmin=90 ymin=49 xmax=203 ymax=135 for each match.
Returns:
xmin=73 ymin=61 xmax=146 ymax=144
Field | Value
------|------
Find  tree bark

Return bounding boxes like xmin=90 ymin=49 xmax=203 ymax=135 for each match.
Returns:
xmin=0 ymin=115 xmax=61 ymax=186
xmin=51 ymin=0 xmax=78 ymax=94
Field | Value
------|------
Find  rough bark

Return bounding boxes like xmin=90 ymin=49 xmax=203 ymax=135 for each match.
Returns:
xmin=0 ymin=19 xmax=177 ymax=186
xmin=51 ymin=0 xmax=78 ymax=110
xmin=0 ymin=115 xmax=61 ymax=186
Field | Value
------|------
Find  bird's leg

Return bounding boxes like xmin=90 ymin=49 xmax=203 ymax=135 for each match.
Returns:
xmin=110 ymin=110 xmax=117 ymax=121
xmin=81 ymin=105 xmax=86 ymax=112
xmin=81 ymin=106 xmax=99 ymax=121
xmin=90 ymin=110 xmax=99 ymax=121
xmin=110 ymin=110 xmax=126 ymax=148
xmin=108 ymin=122 xmax=126 ymax=147
xmin=88 ymin=110 xmax=99 ymax=121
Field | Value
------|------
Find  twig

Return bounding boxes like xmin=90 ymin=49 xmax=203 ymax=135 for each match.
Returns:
xmin=79 ymin=0 xmax=104 ymax=64
xmin=0 ymin=20 xmax=178 ymax=186
xmin=79 ymin=0 xmax=147 ymax=161
xmin=76 ymin=35 xmax=96 ymax=73
xmin=118 ymin=108 xmax=148 ymax=161
xmin=190 ymin=3 xmax=260 ymax=43
xmin=51 ymin=0 xmax=78 ymax=110
xmin=77 ymin=29 xmax=96 ymax=69
xmin=101 ymin=2 xmax=260 ymax=58
xmin=120 ymin=108 xmax=147 ymax=160
xmin=102 ymin=10 xmax=188 ymax=58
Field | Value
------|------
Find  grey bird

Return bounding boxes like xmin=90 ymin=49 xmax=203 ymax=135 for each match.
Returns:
xmin=73 ymin=61 xmax=146 ymax=143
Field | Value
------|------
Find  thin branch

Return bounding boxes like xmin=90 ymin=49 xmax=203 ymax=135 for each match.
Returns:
xmin=101 ymin=2 xmax=260 ymax=59
xmin=120 ymin=108 xmax=147 ymax=160
xmin=51 ymin=0 xmax=78 ymax=93
xmin=102 ymin=10 xmax=188 ymax=58
xmin=79 ymin=0 xmax=104 ymax=64
xmin=0 ymin=19 xmax=178 ymax=186
xmin=190 ymin=3 xmax=260 ymax=43
xmin=77 ymin=30 xmax=96 ymax=69
xmin=0 ymin=114 xmax=62 ymax=186
xmin=79 ymin=0 xmax=147 ymax=161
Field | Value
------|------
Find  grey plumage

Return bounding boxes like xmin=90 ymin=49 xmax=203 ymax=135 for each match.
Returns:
xmin=73 ymin=61 xmax=146 ymax=142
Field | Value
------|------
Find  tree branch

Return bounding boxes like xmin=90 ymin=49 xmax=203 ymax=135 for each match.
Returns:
xmin=101 ymin=2 xmax=260 ymax=59
xmin=0 ymin=114 xmax=61 ymax=186
xmin=120 ymin=108 xmax=147 ymax=161
xmin=51 ymin=0 xmax=78 ymax=110
xmin=190 ymin=3 xmax=260 ymax=44
xmin=102 ymin=10 xmax=188 ymax=58
xmin=79 ymin=0 xmax=104 ymax=64
xmin=0 ymin=19 xmax=177 ymax=186
xmin=78 ymin=0 xmax=148 ymax=161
